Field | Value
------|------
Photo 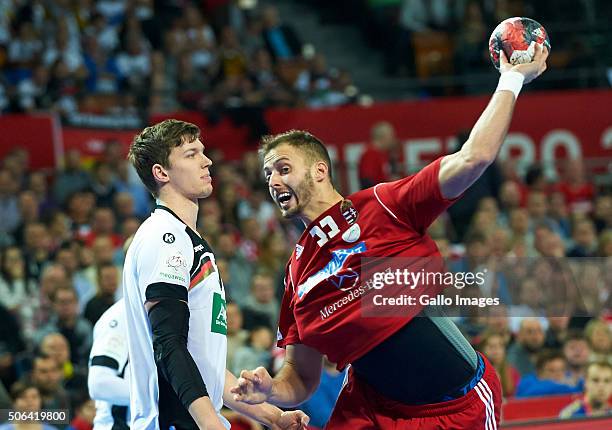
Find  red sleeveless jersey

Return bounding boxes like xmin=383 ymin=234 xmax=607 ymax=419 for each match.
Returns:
xmin=277 ymin=157 xmax=460 ymax=370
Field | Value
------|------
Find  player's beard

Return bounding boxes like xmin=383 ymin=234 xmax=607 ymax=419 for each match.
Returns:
xmin=281 ymin=171 xmax=314 ymax=219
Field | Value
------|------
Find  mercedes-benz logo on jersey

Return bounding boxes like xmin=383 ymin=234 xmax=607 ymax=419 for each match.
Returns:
xmin=342 ymin=223 xmax=361 ymax=243
xmin=109 ymin=319 xmax=118 ymax=328
xmin=297 ymin=241 xmax=366 ymax=299
xmin=330 ymin=267 xmax=360 ymax=291
xmin=163 ymin=233 xmax=175 ymax=243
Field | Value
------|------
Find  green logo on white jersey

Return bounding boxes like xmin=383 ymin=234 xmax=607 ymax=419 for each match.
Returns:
xmin=211 ymin=292 xmax=227 ymax=335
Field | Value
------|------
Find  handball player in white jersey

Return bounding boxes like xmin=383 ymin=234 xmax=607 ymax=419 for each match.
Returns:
xmin=122 ymin=119 xmax=308 ymax=430
xmin=88 ymin=299 xmax=130 ymax=430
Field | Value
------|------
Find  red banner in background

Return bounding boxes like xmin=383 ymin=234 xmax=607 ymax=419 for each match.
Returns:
xmin=266 ymin=90 xmax=612 ymax=191
xmin=2 ymin=90 xmax=610 ymax=183
xmin=0 ymin=114 xmax=59 ymax=169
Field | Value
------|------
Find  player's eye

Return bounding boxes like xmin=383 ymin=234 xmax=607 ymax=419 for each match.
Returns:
xmin=281 ymin=166 xmax=290 ymax=174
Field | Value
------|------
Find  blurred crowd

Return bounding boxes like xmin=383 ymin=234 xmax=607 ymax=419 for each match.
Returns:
xmin=0 ymin=119 xmax=610 ymax=427
xmin=308 ymin=0 xmax=611 ymax=94
xmin=0 ymin=0 xmax=358 ymax=124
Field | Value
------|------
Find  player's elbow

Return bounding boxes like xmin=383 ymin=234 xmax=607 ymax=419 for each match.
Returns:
xmin=87 ymin=377 xmax=102 ymax=401
xmin=460 ymin=146 xmax=493 ymax=173
xmin=88 ymin=369 xmax=112 ymax=402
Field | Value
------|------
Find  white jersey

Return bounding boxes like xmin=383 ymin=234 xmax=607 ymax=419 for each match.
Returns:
xmin=89 ymin=299 xmax=130 ymax=430
xmin=123 ymin=206 xmax=228 ymax=430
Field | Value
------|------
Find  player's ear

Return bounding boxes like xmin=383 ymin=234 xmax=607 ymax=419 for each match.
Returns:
xmin=313 ymin=160 xmax=328 ymax=183
xmin=152 ymin=163 xmax=170 ymax=185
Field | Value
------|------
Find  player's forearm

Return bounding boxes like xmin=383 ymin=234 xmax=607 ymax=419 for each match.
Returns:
xmin=439 ymin=90 xmax=516 ymax=198
xmin=268 ymin=362 xmax=318 ymax=407
xmin=224 ymin=370 xmax=281 ymax=426
xmin=462 ymin=90 xmax=516 ymax=165
xmin=189 ymin=396 xmax=224 ymax=429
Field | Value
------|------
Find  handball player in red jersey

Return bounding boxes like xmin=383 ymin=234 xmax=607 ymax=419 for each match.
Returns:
xmin=231 ymin=46 xmax=549 ymax=429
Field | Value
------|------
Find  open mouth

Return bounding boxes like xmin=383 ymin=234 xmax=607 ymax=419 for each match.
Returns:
xmin=276 ymin=190 xmax=295 ymax=209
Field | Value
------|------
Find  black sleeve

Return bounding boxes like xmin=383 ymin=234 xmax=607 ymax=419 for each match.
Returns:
xmin=90 ymin=356 xmax=119 ymax=370
xmin=148 ymin=298 xmax=209 ymax=409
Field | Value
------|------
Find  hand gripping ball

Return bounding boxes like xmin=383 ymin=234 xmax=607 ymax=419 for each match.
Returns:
xmin=489 ymin=17 xmax=551 ymax=70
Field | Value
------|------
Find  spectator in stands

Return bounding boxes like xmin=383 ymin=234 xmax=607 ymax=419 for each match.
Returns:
xmin=113 ymin=192 xmax=136 ymax=224
xmin=479 ymin=331 xmax=520 ymax=397
xmin=27 ymin=171 xmax=56 ymax=218
xmin=82 ymin=207 xmax=122 ymax=249
xmin=39 ymin=333 xmax=87 ymax=399
xmin=83 ymin=263 xmax=119 ymax=325
xmin=90 ymin=163 xmax=119 ymax=208
xmin=226 ymin=302 xmax=249 ymax=376
xmin=544 ymin=315 xmax=571 ymax=350
xmin=242 ymin=271 xmax=280 ymax=331
xmin=575 ymin=263 xmax=606 ymax=317
xmin=113 ymin=160 xmax=152 ymax=218
xmin=216 ymin=230 xmax=253 ymax=307
xmin=508 ymin=279 xmax=546 ymax=332
xmin=16 ymin=64 xmax=52 ymax=112
xmin=516 ymin=350 xmax=583 ymax=398
xmin=0 ymin=303 xmax=26 ymax=389
xmin=585 ymin=319 xmax=612 ymax=363
xmin=238 ymin=217 xmax=262 ymax=263
xmin=563 ymin=331 xmax=591 ymax=386
xmin=35 ymin=265 xmax=69 ymax=334
xmin=66 ymin=393 xmax=95 ymax=430
xmin=0 ymin=379 xmax=10 ymax=409
xmin=0 ymin=246 xmax=34 ymax=313
xmin=47 ymin=212 xmax=73 ymax=250
xmin=52 ymin=149 xmax=91 ymax=206
xmin=533 ymin=224 xmax=565 ymax=257
xmin=35 ymin=286 xmax=93 ymax=368
xmin=7 ymin=21 xmax=43 ymax=72
xmin=599 ymin=229 xmax=612 ymax=257
xmin=593 ymin=195 xmax=612 ymax=233
xmin=0 ymin=380 xmax=58 ymax=430
xmin=0 ymin=169 xmax=20 ymax=238
xmin=358 ymin=122 xmax=397 ymax=189
xmin=527 ymin=192 xmax=564 ymax=238
xmin=42 ymin=22 xmax=84 ymax=77
xmin=115 ymin=31 xmax=151 ymax=92
xmin=28 ymin=353 xmax=70 ymax=412
xmin=261 ymin=5 xmax=302 ymax=63
xmin=22 ymin=222 xmax=52 ymax=281
xmin=560 ymin=361 xmax=612 ymax=418
xmin=567 ymin=218 xmax=598 ymax=257
xmin=54 ymin=242 xmax=95 ymax=312
xmin=12 ymin=191 xmax=41 ymax=245
xmin=454 ymin=0 xmax=488 ymax=79
xmin=232 ymin=326 xmax=273 ymax=377
xmin=507 ymin=318 xmax=546 ymax=376
xmin=556 ymin=158 xmax=595 ymax=215
xmin=299 ymin=357 xmax=346 ymax=429
xmin=499 ymin=180 xmax=522 ymax=225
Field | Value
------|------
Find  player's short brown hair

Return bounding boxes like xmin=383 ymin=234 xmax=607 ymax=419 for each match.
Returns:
xmin=128 ymin=119 xmax=200 ymax=197
xmin=259 ymin=130 xmax=333 ymax=182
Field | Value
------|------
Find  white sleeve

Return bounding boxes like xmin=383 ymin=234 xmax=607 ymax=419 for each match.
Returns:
xmin=135 ymin=228 xmax=192 ymax=302
xmin=88 ymin=366 xmax=130 ymax=406
xmin=89 ymin=319 xmax=128 ymax=371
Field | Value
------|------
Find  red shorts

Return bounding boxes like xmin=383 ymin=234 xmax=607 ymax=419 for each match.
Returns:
xmin=326 ymin=353 xmax=501 ymax=430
